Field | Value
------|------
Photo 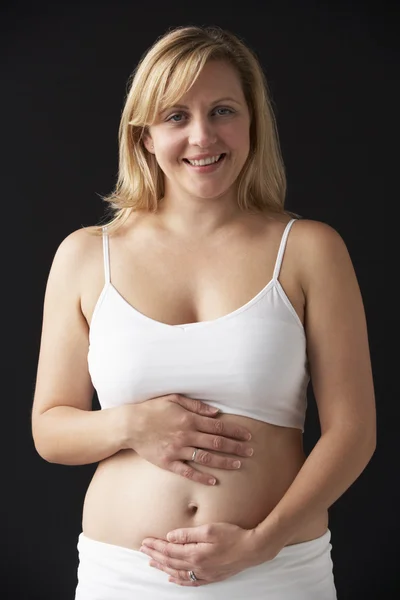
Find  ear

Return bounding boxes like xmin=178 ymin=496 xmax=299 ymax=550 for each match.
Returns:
xmin=143 ymin=133 xmax=155 ymax=154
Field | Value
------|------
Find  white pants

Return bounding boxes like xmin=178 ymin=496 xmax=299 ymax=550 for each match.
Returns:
xmin=75 ymin=528 xmax=337 ymax=599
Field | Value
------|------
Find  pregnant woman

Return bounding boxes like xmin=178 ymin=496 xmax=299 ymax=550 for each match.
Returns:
xmin=31 ymin=24 xmax=376 ymax=599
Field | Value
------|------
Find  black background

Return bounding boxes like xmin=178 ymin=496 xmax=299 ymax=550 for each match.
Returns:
xmin=2 ymin=1 xmax=396 ymax=598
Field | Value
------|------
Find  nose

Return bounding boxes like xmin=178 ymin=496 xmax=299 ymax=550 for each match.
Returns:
xmin=188 ymin=116 xmax=217 ymax=148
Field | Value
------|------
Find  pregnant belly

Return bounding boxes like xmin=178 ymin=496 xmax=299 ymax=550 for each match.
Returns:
xmin=81 ymin=415 xmax=327 ymax=550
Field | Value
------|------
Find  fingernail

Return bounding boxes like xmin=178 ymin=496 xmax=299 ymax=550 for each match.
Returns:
xmin=246 ymin=433 xmax=252 ymax=440
xmin=209 ymin=478 xmax=216 ymax=485
xmin=232 ymin=460 xmax=241 ymax=468
xmin=246 ymin=448 xmax=254 ymax=456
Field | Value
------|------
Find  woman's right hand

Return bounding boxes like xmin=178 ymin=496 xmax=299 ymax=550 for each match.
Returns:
xmin=121 ymin=394 xmax=254 ymax=486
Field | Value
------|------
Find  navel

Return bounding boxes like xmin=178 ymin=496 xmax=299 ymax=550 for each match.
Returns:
xmin=187 ymin=502 xmax=199 ymax=516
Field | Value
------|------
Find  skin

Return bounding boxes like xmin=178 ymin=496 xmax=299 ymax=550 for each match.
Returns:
xmin=32 ymin=59 xmax=376 ymax=588
xmin=142 ymin=59 xmax=252 ymax=238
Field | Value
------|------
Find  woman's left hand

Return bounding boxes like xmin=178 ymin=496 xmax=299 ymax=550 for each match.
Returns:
xmin=139 ymin=522 xmax=278 ymax=586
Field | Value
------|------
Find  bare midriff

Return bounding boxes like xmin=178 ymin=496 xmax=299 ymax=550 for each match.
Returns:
xmin=82 ymin=414 xmax=329 ymax=550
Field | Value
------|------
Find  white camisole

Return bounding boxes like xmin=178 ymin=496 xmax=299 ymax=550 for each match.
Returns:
xmin=88 ymin=218 xmax=309 ymax=432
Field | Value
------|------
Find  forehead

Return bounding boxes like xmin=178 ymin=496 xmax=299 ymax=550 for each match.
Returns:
xmin=148 ymin=59 xmax=248 ymax=126
xmin=176 ymin=60 xmax=244 ymax=104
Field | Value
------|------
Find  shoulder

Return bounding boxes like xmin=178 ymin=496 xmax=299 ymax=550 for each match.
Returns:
xmin=47 ymin=226 xmax=103 ymax=291
xmin=54 ymin=225 xmax=102 ymax=259
xmin=290 ymin=219 xmax=347 ymax=263
xmin=291 ymin=217 xmax=346 ymax=248
xmin=290 ymin=218 xmax=352 ymax=285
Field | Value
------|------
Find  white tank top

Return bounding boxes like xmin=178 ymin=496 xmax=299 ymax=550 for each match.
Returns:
xmin=88 ymin=218 xmax=309 ymax=431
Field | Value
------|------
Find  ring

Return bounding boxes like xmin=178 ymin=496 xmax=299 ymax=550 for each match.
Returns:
xmin=188 ymin=570 xmax=198 ymax=582
xmin=191 ymin=448 xmax=199 ymax=462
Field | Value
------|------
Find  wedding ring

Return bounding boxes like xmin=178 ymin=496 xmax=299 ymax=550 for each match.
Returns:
xmin=188 ymin=570 xmax=198 ymax=582
xmin=191 ymin=448 xmax=199 ymax=462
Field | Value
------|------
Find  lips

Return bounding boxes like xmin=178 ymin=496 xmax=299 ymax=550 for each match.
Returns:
xmin=183 ymin=153 xmax=226 ymax=164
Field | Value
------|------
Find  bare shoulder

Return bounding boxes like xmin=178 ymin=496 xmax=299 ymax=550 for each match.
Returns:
xmin=51 ymin=225 xmax=101 ymax=264
xmin=290 ymin=218 xmax=353 ymax=290
xmin=290 ymin=217 xmax=347 ymax=252
xmin=47 ymin=226 xmax=102 ymax=290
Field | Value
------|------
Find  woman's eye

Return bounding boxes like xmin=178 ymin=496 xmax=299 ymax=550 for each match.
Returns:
xmin=166 ymin=107 xmax=234 ymax=123
xmin=167 ymin=113 xmax=184 ymax=123
xmin=215 ymin=108 xmax=233 ymax=116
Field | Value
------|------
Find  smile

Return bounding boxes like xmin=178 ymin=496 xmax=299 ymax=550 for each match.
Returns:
xmin=183 ymin=153 xmax=226 ymax=172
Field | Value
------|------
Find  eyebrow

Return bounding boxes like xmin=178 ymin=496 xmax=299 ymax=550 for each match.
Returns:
xmin=163 ymin=97 xmax=242 ymax=111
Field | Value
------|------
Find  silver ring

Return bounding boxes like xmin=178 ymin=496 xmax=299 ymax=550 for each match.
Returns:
xmin=191 ymin=448 xmax=199 ymax=462
xmin=188 ymin=570 xmax=198 ymax=582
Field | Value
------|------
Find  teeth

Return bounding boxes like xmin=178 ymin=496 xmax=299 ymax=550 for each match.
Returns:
xmin=187 ymin=154 xmax=221 ymax=166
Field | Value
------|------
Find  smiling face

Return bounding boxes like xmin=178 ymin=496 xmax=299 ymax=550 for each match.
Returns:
xmin=143 ymin=60 xmax=251 ymax=209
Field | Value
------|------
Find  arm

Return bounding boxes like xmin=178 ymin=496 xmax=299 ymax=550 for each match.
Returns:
xmin=252 ymin=219 xmax=377 ymax=557
xmin=31 ymin=228 xmax=129 ymax=465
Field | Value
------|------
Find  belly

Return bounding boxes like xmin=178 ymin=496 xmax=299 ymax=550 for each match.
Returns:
xmin=82 ymin=414 xmax=328 ymax=549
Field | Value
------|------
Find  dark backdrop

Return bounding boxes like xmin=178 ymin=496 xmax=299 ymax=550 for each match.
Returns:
xmin=2 ymin=1 xmax=396 ymax=598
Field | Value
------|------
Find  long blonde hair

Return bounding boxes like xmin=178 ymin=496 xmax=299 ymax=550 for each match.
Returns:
xmin=95 ymin=25 xmax=299 ymax=234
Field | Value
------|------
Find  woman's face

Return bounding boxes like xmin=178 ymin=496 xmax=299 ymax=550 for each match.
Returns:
xmin=144 ymin=60 xmax=251 ymax=205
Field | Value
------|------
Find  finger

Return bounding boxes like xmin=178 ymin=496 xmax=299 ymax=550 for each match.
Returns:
xmin=197 ymin=416 xmax=252 ymax=442
xmin=169 ymin=573 xmax=226 ymax=587
xmin=166 ymin=524 xmax=214 ymax=544
xmin=169 ymin=394 xmax=220 ymax=417
xmin=169 ymin=460 xmax=217 ymax=486
xmin=191 ymin=432 xmax=254 ymax=458
xmin=150 ymin=564 xmax=203 ymax=586
xmin=141 ymin=538 xmax=199 ymax=559
xmin=186 ymin=447 xmax=242 ymax=470
xmin=140 ymin=546 xmax=192 ymax=570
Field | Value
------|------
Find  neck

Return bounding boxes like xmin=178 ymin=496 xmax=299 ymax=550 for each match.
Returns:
xmin=153 ymin=200 xmax=246 ymax=241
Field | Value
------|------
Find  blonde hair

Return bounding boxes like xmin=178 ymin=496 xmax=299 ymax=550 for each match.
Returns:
xmin=95 ymin=25 xmax=300 ymax=233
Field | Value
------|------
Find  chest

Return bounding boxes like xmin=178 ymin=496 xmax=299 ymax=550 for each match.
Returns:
xmin=83 ymin=223 xmax=305 ymax=329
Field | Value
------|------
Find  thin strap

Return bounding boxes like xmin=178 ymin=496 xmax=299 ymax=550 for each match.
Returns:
xmin=101 ymin=226 xmax=111 ymax=284
xmin=272 ymin=218 xmax=297 ymax=280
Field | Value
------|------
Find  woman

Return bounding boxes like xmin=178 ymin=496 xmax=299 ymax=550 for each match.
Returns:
xmin=32 ymin=25 xmax=376 ymax=599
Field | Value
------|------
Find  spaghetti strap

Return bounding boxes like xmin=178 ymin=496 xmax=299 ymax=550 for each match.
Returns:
xmin=272 ymin=218 xmax=297 ymax=281
xmin=101 ymin=226 xmax=111 ymax=285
